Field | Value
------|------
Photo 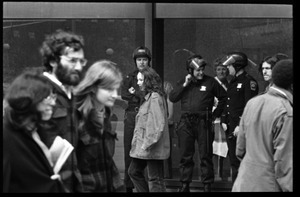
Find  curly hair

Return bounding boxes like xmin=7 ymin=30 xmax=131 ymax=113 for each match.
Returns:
xmin=139 ymin=67 xmax=164 ymax=96
xmin=39 ymin=29 xmax=85 ymax=72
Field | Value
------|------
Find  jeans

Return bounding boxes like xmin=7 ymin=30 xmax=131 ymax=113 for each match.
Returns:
xmin=128 ymin=158 xmax=166 ymax=192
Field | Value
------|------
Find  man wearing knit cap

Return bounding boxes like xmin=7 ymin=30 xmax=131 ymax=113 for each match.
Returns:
xmin=232 ymin=59 xmax=293 ymax=191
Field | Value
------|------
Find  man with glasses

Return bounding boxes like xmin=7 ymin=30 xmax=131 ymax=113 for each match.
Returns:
xmin=38 ymin=29 xmax=86 ymax=192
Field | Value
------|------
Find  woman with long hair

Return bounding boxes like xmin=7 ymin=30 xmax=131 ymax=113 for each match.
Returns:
xmin=3 ymin=71 xmax=64 ymax=192
xmin=73 ymin=60 xmax=125 ymax=192
xmin=128 ymin=67 xmax=170 ymax=192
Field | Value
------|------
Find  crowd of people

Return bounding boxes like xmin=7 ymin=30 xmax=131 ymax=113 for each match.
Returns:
xmin=3 ymin=29 xmax=293 ymax=192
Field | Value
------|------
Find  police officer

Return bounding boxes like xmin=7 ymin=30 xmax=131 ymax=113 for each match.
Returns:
xmin=121 ymin=46 xmax=151 ymax=193
xmin=220 ymin=52 xmax=258 ymax=184
xmin=169 ymin=54 xmax=227 ymax=192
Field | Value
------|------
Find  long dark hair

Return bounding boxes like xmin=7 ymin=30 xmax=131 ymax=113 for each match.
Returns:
xmin=139 ymin=67 xmax=165 ymax=96
xmin=4 ymin=71 xmax=52 ymax=131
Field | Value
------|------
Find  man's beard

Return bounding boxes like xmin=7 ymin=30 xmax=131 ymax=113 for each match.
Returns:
xmin=55 ymin=62 xmax=82 ymax=86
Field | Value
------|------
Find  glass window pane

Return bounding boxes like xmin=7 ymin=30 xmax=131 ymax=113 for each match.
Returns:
xmin=164 ymin=18 xmax=292 ymax=181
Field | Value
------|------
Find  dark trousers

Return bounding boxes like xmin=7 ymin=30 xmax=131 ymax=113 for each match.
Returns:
xmin=225 ymin=131 xmax=240 ymax=184
xmin=123 ymin=111 xmax=137 ymax=189
xmin=163 ymin=124 xmax=174 ymax=178
xmin=177 ymin=114 xmax=214 ymax=184
xmin=128 ymin=158 xmax=166 ymax=192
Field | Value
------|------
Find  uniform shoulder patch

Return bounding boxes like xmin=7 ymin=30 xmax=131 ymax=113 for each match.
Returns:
xmin=250 ymin=80 xmax=257 ymax=91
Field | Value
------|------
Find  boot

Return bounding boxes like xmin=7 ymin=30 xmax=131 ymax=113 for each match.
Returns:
xmin=126 ymin=187 xmax=133 ymax=193
xmin=177 ymin=182 xmax=190 ymax=192
xmin=203 ymin=184 xmax=211 ymax=192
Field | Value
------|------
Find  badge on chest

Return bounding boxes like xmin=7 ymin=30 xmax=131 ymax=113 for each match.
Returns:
xmin=236 ymin=83 xmax=242 ymax=91
xmin=200 ymin=86 xmax=206 ymax=91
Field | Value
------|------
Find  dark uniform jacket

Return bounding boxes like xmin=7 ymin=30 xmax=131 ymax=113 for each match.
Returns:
xmin=3 ymin=115 xmax=64 ymax=193
xmin=121 ymin=69 xmax=145 ymax=110
xmin=38 ymin=75 xmax=83 ymax=192
xmin=222 ymin=72 xmax=258 ymax=133
xmin=169 ymin=75 xmax=227 ymax=118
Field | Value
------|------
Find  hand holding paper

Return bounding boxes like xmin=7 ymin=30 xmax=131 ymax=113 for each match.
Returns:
xmin=49 ymin=136 xmax=74 ymax=175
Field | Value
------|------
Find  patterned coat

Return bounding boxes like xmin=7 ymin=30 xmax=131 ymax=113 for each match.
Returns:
xmin=76 ymin=107 xmax=124 ymax=192
xmin=130 ymin=92 xmax=170 ymax=160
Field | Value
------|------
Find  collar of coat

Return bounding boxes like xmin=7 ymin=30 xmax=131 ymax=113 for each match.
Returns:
xmin=269 ymin=85 xmax=293 ymax=106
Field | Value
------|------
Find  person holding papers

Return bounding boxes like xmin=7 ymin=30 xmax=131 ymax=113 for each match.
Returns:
xmin=74 ymin=60 xmax=125 ymax=192
xmin=3 ymin=71 xmax=65 ymax=192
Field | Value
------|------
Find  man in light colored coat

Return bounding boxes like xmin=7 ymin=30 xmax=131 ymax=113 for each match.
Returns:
xmin=232 ymin=59 xmax=293 ymax=192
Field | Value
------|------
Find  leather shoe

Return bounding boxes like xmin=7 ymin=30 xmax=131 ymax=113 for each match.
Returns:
xmin=177 ymin=183 xmax=190 ymax=192
xmin=203 ymin=184 xmax=211 ymax=192
xmin=126 ymin=188 xmax=133 ymax=193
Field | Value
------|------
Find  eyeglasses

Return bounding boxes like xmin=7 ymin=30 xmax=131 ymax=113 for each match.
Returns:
xmin=60 ymin=55 xmax=87 ymax=67
xmin=42 ymin=93 xmax=57 ymax=104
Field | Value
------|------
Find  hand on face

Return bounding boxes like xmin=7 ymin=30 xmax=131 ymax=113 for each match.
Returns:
xmin=183 ymin=74 xmax=192 ymax=87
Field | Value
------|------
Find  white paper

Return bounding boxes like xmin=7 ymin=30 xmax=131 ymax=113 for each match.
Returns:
xmin=213 ymin=141 xmax=228 ymax=158
xmin=49 ymin=136 xmax=74 ymax=174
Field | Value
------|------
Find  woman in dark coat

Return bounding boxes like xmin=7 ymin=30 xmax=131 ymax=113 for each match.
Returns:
xmin=3 ymin=71 xmax=65 ymax=193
